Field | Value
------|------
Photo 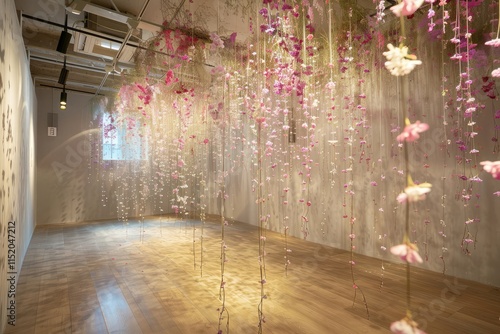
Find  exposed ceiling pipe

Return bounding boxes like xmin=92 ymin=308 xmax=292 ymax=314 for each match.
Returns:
xmin=95 ymin=0 xmax=192 ymax=95
xmin=22 ymin=14 xmax=140 ymax=47
xmin=109 ymin=0 xmax=120 ymax=13
xmin=21 ymin=14 xmax=179 ymax=59
xmin=26 ymin=43 xmax=136 ymax=73
xmin=96 ymin=0 xmax=154 ymax=95
xmin=30 ymin=54 xmax=108 ymax=74
xmin=33 ymin=76 xmax=117 ymax=93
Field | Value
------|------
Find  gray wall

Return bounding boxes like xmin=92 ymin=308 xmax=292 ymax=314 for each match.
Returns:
xmin=0 ymin=0 xmax=37 ymax=331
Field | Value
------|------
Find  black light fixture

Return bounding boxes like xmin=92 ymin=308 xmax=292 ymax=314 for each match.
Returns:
xmin=56 ymin=31 xmax=72 ymax=54
xmin=56 ymin=13 xmax=72 ymax=54
xmin=60 ymin=89 xmax=67 ymax=110
xmin=58 ymin=66 xmax=69 ymax=85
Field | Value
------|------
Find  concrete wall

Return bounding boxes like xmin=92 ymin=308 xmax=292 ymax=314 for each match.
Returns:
xmin=216 ymin=22 xmax=500 ymax=287
xmin=0 ymin=0 xmax=37 ymax=331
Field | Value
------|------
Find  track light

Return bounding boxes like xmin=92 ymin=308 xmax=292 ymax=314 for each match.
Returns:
xmin=56 ymin=31 xmax=72 ymax=54
xmin=60 ymin=90 xmax=67 ymax=110
xmin=57 ymin=13 xmax=72 ymax=54
xmin=58 ymin=67 xmax=69 ymax=85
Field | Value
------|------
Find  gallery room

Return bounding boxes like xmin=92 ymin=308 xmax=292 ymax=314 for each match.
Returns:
xmin=1 ymin=0 xmax=499 ymax=333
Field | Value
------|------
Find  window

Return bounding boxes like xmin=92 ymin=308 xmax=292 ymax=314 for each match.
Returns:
xmin=102 ymin=113 xmax=148 ymax=161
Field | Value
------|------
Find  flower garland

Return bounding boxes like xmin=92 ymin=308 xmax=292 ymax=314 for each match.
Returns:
xmin=384 ymin=1 xmax=428 ymax=333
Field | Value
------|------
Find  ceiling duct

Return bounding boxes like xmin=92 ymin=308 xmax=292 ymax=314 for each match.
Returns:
xmin=72 ymin=15 xmax=138 ymax=63
xmin=68 ymin=1 xmax=163 ymax=65
xmin=65 ymin=0 xmax=162 ymax=33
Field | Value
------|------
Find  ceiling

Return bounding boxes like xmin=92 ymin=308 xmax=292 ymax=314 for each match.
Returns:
xmin=14 ymin=0 xmax=383 ymax=96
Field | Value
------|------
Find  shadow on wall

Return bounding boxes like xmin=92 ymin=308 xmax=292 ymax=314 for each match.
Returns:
xmin=0 ymin=0 xmax=37 ymax=332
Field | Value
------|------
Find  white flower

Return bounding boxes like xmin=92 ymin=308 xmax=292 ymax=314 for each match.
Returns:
xmin=492 ymin=68 xmax=500 ymax=78
xmin=404 ymin=183 xmax=432 ymax=202
xmin=383 ymin=44 xmax=422 ymax=76
xmin=390 ymin=318 xmax=426 ymax=334
xmin=397 ymin=179 xmax=432 ymax=203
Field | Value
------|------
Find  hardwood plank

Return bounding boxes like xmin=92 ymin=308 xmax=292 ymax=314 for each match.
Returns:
xmin=92 ymin=277 xmax=143 ymax=334
xmin=6 ymin=217 xmax=500 ymax=334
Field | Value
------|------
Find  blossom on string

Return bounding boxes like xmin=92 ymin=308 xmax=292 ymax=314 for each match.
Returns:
xmin=390 ymin=0 xmax=425 ymax=17
xmin=396 ymin=118 xmax=429 ymax=142
xmin=480 ymin=161 xmax=500 ymax=180
xmin=211 ymin=65 xmax=225 ymax=76
xmin=397 ymin=184 xmax=432 ymax=203
xmin=485 ymin=38 xmax=500 ymax=47
xmin=376 ymin=0 xmax=386 ymax=22
xmin=390 ymin=243 xmax=423 ymax=264
xmin=325 ymin=81 xmax=336 ymax=90
xmin=383 ymin=44 xmax=422 ymax=76
xmin=210 ymin=32 xmax=224 ymax=50
xmin=165 ymin=70 xmax=178 ymax=86
xmin=397 ymin=176 xmax=432 ymax=203
xmin=390 ymin=317 xmax=427 ymax=334
xmin=492 ymin=68 xmax=500 ymax=78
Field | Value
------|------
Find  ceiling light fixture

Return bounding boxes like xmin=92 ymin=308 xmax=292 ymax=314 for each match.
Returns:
xmin=58 ymin=67 xmax=69 ymax=85
xmin=60 ymin=89 xmax=67 ymax=110
xmin=56 ymin=13 xmax=72 ymax=54
xmin=56 ymin=31 xmax=72 ymax=53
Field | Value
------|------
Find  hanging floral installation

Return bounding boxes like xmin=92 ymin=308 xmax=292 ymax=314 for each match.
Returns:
xmin=82 ymin=0 xmax=500 ymax=333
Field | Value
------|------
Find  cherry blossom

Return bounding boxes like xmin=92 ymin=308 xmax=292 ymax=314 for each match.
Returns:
xmin=485 ymin=38 xmax=500 ymax=47
xmin=492 ymin=68 xmax=500 ymax=78
xmin=383 ymin=44 xmax=422 ymax=76
xmin=480 ymin=161 xmax=500 ymax=180
xmin=390 ymin=0 xmax=425 ymax=17
xmin=210 ymin=32 xmax=225 ymax=50
xmin=397 ymin=183 xmax=432 ymax=203
xmin=390 ymin=317 xmax=427 ymax=334
xmin=397 ymin=119 xmax=429 ymax=142
xmin=397 ymin=175 xmax=432 ymax=203
xmin=390 ymin=243 xmax=423 ymax=264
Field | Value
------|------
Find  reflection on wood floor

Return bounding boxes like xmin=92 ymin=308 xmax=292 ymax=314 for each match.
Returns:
xmin=6 ymin=216 xmax=500 ymax=334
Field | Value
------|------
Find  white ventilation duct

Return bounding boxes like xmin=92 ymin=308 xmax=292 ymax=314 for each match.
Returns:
xmin=65 ymin=0 xmax=162 ymax=32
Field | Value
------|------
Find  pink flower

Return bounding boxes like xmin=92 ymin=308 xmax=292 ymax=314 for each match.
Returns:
xmin=397 ymin=192 xmax=408 ymax=203
xmin=164 ymin=70 xmax=178 ymax=86
xmin=390 ymin=0 xmax=425 ymax=17
xmin=480 ymin=161 xmax=500 ymax=180
xmin=485 ymin=38 xmax=500 ymax=47
xmin=397 ymin=119 xmax=429 ymax=142
xmin=390 ymin=243 xmax=423 ymax=263
xmin=390 ymin=318 xmax=426 ymax=334
xmin=492 ymin=68 xmax=500 ymax=78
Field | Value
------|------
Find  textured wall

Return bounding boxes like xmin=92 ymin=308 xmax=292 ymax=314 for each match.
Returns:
xmin=216 ymin=22 xmax=500 ymax=286
xmin=36 ymin=88 xmax=178 ymax=225
xmin=0 ymin=0 xmax=37 ymax=331
xmin=33 ymin=3 xmax=500 ymax=290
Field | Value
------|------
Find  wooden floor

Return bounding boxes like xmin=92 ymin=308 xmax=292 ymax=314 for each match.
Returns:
xmin=5 ymin=216 xmax=500 ymax=334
